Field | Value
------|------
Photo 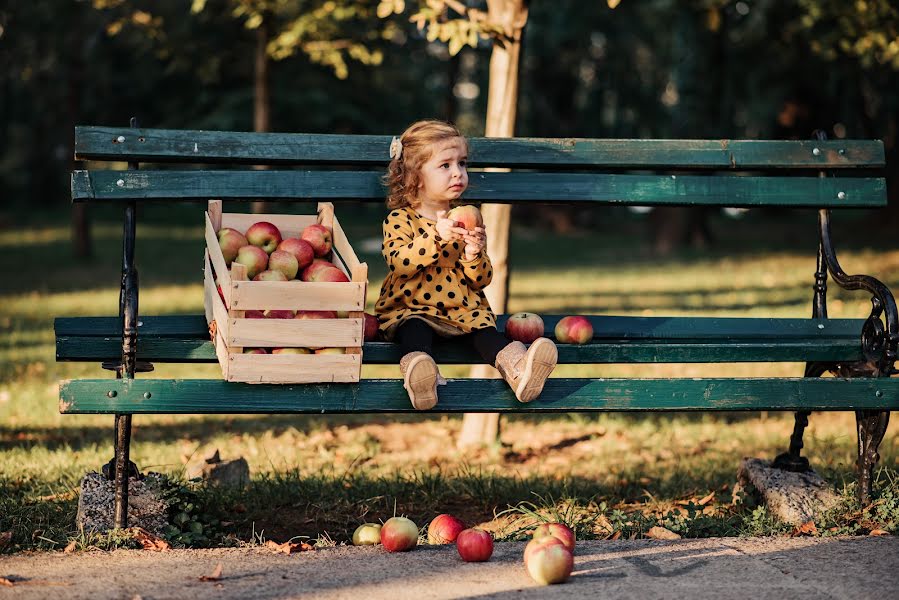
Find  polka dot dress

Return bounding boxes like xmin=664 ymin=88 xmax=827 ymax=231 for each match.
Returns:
xmin=376 ymin=207 xmax=496 ymax=340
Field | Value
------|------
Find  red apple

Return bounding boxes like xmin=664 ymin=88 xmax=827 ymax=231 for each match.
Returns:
xmin=268 ymin=250 xmax=299 ymax=280
xmin=314 ymin=347 xmax=346 ymax=354
xmin=524 ymin=536 xmax=566 ymax=568
xmin=363 ymin=313 xmax=380 ymax=342
xmin=301 ymin=223 xmax=333 ymax=257
xmin=554 ymin=316 xmax=593 ymax=345
xmin=252 ymin=269 xmax=288 ymax=282
xmin=380 ymin=516 xmax=419 ymax=552
xmin=244 ymin=310 xmax=266 ymax=319
xmin=277 ymin=238 xmax=315 ymax=270
xmin=264 ymin=309 xmax=296 ymax=319
xmin=504 ymin=312 xmax=545 ymax=344
xmin=294 ymin=310 xmax=338 ymax=319
xmin=526 ymin=542 xmax=574 ymax=585
xmin=532 ymin=522 xmax=576 ymax=553
xmin=455 ymin=528 xmax=493 ymax=562
xmin=217 ymin=227 xmax=248 ymax=265
xmin=271 ymin=347 xmax=312 ymax=354
xmin=244 ymin=348 xmax=267 ymax=354
xmin=311 ymin=267 xmax=350 ymax=283
xmin=300 ymin=258 xmax=336 ymax=282
xmin=428 ymin=514 xmax=466 ymax=545
xmin=234 ymin=245 xmax=269 ymax=280
xmin=446 ymin=205 xmax=483 ymax=230
xmin=246 ymin=221 xmax=283 ymax=254
xmin=352 ymin=523 xmax=382 ymax=546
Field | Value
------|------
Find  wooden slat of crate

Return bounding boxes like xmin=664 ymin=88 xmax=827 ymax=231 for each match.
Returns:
xmin=228 ymin=318 xmax=362 ymax=348
xmin=228 ymin=280 xmax=364 ymax=311
xmin=226 ymin=351 xmax=361 ymax=384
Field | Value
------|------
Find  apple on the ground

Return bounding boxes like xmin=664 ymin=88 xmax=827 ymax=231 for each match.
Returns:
xmin=427 ymin=514 xmax=466 ymax=545
xmin=526 ymin=542 xmax=574 ymax=585
xmin=554 ymin=316 xmax=593 ymax=344
xmin=246 ymin=221 xmax=283 ymax=254
xmin=233 ymin=245 xmax=268 ymax=280
xmin=455 ymin=528 xmax=493 ymax=562
xmin=217 ymin=228 xmax=248 ymax=265
xmin=524 ymin=536 xmax=566 ymax=568
xmin=301 ymin=223 xmax=333 ymax=257
xmin=352 ymin=523 xmax=382 ymax=546
xmin=532 ymin=522 xmax=575 ymax=552
xmin=380 ymin=516 xmax=419 ymax=552
xmin=504 ymin=312 xmax=545 ymax=344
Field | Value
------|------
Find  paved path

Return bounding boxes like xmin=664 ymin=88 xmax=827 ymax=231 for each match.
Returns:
xmin=1 ymin=537 xmax=896 ymax=599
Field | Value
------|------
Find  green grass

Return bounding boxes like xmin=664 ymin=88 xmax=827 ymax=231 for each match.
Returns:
xmin=1 ymin=204 xmax=898 ymax=552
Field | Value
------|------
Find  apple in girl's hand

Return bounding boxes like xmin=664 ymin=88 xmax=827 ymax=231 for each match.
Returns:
xmin=300 ymin=258 xmax=336 ymax=281
xmin=554 ymin=316 xmax=593 ymax=344
xmin=504 ymin=312 xmax=545 ymax=344
xmin=314 ymin=347 xmax=345 ymax=354
xmin=245 ymin=310 xmax=266 ymax=319
xmin=455 ymin=528 xmax=493 ymax=562
xmin=264 ymin=309 xmax=295 ymax=319
xmin=310 ymin=267 xmax=350 ymax=283
xmin=294 ymin=310 xmax=338 ymax=319
xmin=526 ymin=542 xmax=574 ymax=585
xmin=277 ymin=238 xmax=315 ymax=270
xmin=532 ymin=522 xmax=576 ymax=553
xmin=268 ymin=250 xmax=299 ymax=280
xmin=380 ymin=517 xmax=419 ymax=552
xmin=301 ymin=223 xmax=333 ymax=257
xmin=446 ymin=205 xmax=483 ymax=230
xmin=427 ymin=514 xmax=466 ymax=545
xmin=234 ymin=245 xmax=268 ymax=279
xmin=217 ymin=228 xmax=248 ymax=265
xmin=271 ymin=347 xmax=312 ymax=354
xmin=523 ymin=535 xmax=566 ymax=568
xmin=363 ymin=313 xmax=380 ymax=342
xmin=252 ymin=270 xmax=288 ymax=282
xmin=352 ymin=523 xmax=382 ymax=546
xmin=246 ymin=221 xmax=283 ymax=254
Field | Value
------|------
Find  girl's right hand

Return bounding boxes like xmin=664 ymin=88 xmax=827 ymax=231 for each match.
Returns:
xmin=435 ymin=211 xmax=467 ymax=242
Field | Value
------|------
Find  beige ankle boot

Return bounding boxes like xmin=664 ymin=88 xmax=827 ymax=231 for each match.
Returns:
xmin=495 ymin=338 xmax=558 ymax=403
xmin=399 ymin=351 xmax=442 ymax=410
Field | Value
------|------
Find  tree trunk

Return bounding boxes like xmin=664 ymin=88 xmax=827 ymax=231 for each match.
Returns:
xmin=457 ymin=0 xmax=528 ymax=449
xmin=252 ymin=20 xmax=271 ymax=215
xmin=69 ymin=8 xmax=91 ymax=259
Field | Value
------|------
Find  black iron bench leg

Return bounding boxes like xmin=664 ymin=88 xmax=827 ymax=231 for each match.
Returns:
xmin=856 ymin=410 xmax=890 ymax=505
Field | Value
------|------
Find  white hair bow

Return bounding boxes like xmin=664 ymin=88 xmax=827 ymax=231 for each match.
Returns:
xmin=389 ymin=136 xmax=403 ymax=160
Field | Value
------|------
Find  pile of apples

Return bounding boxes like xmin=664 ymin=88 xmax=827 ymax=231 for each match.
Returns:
xmin=351 ymin=513 xmax=575 ymax=586
xmin=505 ymin=312 xmax=594 ymax=345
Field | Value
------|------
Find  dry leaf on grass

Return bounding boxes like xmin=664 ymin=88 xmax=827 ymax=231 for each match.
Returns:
xmin=609 ymin=531 xmax=622 ymax=541
xmin=646 ymin=526 xmax=681 ymax=540
xmin=63 ymin=540 xmax=77 ymax=553
xmin=265 ymin=540 xmax=315 ymax=554
xmin=869 ymin=529 xmax=890 ymax=536
xmin=131 ymin=527 xmax=171 ymax=551
xmin=0 ymin=577 xmax=13 ymax=588
xmin=790 ymin=521 xmax=818 ymax=537
xmin=698 ymin=491 xmax=715 ymax=505
xmin=0 ymin=576 xmax=71 ymax=588
xmin=199 ymin=563 xmax=223 ymax=582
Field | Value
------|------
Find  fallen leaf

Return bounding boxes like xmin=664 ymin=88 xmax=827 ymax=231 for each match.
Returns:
xmin=646 ymin=526 xmax=681 ymax=540
xmin=0 ymin=577 xmax=13 ymax=587
xmin=790 ymin=521 xmax=818 ymax=537
xmin=131 ymin=527 xmax=171 ymax=551
xmin=609 ymin=531 xmax=622 ymax=540
xmin=698 ymin=491 xmax=715 ymax=506
xmin=199 ymin=563 xmax=223 ymax=582
xmin=265 ymin=540 xmax=314 ymax=554
xmin=63 ymin=540 xmax=77 ymax=553
xmin=869 ymin=529 xmax=890 ymax=536
xmin=0 ymin=577 xmax=70 ymax=588
xmin=232 ymin=503 xmax=247 ymax=514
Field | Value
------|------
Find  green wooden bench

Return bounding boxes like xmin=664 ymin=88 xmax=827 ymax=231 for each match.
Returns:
xmin=58 ymin=123 xmax=898 ymax=528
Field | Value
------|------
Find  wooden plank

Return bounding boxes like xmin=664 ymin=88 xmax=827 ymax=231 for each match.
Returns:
xmin=74 ymin=127 xmax=886 ymax=169
xmin=71 ymin=170 xmax=887 ymax=208
xmin=227 ymin=352 xmax=360 ymax=384
xmin=230 ymin=280 xmax=365 ymax=311
xmin=228 ymin=318 xmax=362 ymax=348
xmin=205 ymin=214 xmax=231 ymax=305
xmin=59 ymin=376 xmax=899 ymax=414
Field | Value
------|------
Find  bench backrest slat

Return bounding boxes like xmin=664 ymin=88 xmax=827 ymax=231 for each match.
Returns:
xmin=75 ymin=127 xmax=885 ymax=169
xmin=72 ymin=170 xmax=886 ymax=208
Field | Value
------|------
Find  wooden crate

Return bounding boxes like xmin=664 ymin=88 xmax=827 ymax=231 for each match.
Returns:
xmin=203 ymin=200 xmax=367 ymax=383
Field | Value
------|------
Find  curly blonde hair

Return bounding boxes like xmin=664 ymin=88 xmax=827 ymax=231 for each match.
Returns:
xmin=385 ymin=120 xmax=468 ymax=209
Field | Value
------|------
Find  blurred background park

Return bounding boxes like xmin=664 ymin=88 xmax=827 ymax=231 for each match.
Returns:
xmin=1 ymin=0 xmax=898 ymax=552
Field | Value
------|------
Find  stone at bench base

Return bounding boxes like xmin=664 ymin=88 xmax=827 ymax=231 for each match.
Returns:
xmin=76 ymin=471 xmax=170 ymax=535
xmin=185 ymin=448 xmax=250 ymax=487
xmin=738 ymin=458 xmax=840 ymax=525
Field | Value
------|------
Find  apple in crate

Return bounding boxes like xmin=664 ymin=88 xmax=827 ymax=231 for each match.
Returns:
xmin=271 ymin=347 xmax=312 ymax=354
xmin=264 ymin=309 xmax=295 ymax=319
xmin=300 ymin=258 xmax=336 ymax=281
xmin=244 ymin=348 xmax=267 ymax=354
xmin=380 ymin=516 xmax=419 ymax=552
xmin=352 ymin=523 xmax=382 ymax=546
xmin=268 ymin=250 xmax=299 ymax=280
xmin=504 ymin=312 xmax=545 ymax=344
xmin=295 ymin=310 xmax=338 ymax=319
xmin=427 ymin=514 xmax=466 ymax=545
xmin=253 ymin=270 xmax=288 ymax=282
xmin=446 ymin=205 xmax=483 ymax=230
xmin=234 ymin=245 xmax=268 ymax=279
xmin=363 ymin=313 xmax=380 ymax=342
xmin=554 ymin=316 xmax=593 ymax=344
xmin=526 ymin=541 xmax=574 ymax=585
xmin=301 ymin=223 xmax=333 ymax=257
xmin=456 ymin=528 xmax=493 ymax=562
xmin=315 ymin=347 xmax=345 ymax=354
xmin=217 ymin=228 xmax=248 ymax=265
xmin=244 ymin=310 xmax=266 ymax=319
xmin=277 ymin=238 xmax=314 ymax=271
xmin=311 ymin=267 xmax=349 ymax=283
xmin=246 ymin=221 xmax=282 ymax=254
xmin=532 ymin=522 xmax=575 ymax=553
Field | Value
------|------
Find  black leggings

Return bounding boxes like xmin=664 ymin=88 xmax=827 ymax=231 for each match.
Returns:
xmin=395 ymin=318 xmax=509 ymax=365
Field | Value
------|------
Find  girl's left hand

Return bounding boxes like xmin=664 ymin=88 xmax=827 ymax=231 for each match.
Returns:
xmin=463 ymin=226 xmax=486 ymax=261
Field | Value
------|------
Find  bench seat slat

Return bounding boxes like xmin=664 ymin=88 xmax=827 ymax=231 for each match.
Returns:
xmin=75 ymin=127 xmax=886 ymax=169
xmin=59 ymin=377 xmax=899 ymax=414
xmin=71 ymin=170 xmax=887 ymax=208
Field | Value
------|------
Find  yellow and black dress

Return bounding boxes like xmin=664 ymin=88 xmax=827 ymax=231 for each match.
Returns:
xmin=376 ymin=206 xmax=496 ymax=340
